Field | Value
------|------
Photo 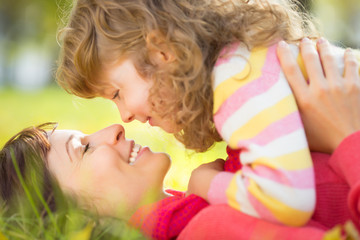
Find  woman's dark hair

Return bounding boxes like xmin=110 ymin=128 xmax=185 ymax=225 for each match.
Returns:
xmin=0 ymin=123 xmax=61 ymax=216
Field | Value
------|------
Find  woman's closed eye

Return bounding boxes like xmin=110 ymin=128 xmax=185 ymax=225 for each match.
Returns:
xmin=83 ymin=143 xmax=91 ymax=155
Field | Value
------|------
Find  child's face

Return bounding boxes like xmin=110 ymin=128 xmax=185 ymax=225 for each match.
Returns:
xmin=46 ymin=124 xmax=171 ymax=218
xmin=101 ymin=58 xmax=179 ymax=133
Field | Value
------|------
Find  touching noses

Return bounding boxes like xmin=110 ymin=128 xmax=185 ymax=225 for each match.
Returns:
xmin=87 ymin=124 xmax=125 ymax=146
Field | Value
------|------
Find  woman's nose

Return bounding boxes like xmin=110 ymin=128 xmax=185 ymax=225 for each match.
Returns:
xmin=86 ymin=124 xmax=125 ymax=146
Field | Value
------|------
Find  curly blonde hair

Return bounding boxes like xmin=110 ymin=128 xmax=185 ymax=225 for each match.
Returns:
xmin=56 ymin=0 xmax=319 ymax=152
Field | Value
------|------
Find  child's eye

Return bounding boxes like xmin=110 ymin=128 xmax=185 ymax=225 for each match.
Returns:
xmin=83 ymin=143 xmax=91 ymax=155
xmin=112 ymin=90 xmax=120 ymax=100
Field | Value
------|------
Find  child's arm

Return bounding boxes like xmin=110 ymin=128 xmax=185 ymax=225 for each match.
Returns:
xmin=186 ymin=159 xmax=225 ymax=200
xmin=207 ymin=42 xmax=316 ymax=226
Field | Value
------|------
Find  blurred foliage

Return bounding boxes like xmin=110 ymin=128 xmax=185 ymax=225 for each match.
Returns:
xmin=0 ymin=208 xmax=145 ymax=240
xmin=312 ymin=0 xmax=360 ymax=49
xmin=0 ymin=190 xmax=145 ymax=240
xmin=0 ymin=0 xmax=58 ymax=41
xmin=0 ymin=0 xmax=72 ymax=87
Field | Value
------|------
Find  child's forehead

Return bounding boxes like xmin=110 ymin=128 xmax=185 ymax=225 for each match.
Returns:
xmin=85 ymin=73 xmax=114 ymax=98
xmin=93 ymin=81 xmax=117 ymax=99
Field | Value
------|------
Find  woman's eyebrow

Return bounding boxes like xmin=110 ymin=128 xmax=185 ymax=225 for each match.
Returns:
xmin=65 ymin=134 xmax=75 ymax=162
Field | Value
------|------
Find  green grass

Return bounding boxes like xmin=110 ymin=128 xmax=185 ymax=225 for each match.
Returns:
xmin=0 ymin=86 xmax=227 ymax=191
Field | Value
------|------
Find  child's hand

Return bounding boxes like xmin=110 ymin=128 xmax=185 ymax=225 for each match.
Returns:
xmin=277 ymin=38 xmax=360 ymax=153
xmin=186 ymin=159 xmax=225 ymax=201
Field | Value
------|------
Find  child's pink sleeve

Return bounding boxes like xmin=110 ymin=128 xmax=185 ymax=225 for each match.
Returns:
xmin=328 ymin=130 xmax=360 ymax=224
xmin=210 ymin=43 xmax=315 ymax=226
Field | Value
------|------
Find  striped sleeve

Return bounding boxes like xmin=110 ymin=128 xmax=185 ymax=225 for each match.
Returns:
xmin=209 ymin=42 xmax=316 ymax=227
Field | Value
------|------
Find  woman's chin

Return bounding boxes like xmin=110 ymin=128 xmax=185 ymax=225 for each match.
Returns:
xmin=146 ymin=185 xmax=166 ymax=202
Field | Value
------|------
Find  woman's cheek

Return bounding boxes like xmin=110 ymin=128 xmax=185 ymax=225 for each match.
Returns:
xmin=89 ymin=149 xmax=123 ymax=171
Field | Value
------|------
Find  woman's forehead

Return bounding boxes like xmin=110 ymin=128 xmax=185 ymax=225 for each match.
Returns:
xmin=48 ymin=129 xmax=85 ymax=146
xmin=46 ymin=129 xmax=85 ymax=170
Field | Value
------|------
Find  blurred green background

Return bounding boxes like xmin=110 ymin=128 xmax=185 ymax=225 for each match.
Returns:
xmin=0 ymin=0 xmax=359 ymax=191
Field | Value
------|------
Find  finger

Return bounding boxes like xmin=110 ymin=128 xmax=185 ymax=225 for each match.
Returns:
xmin=299 ymin=37 xmax=326 ymax=87
xmin=277 ymin=40 xmax=308 ymax=97
xmin=343 ymin=48 xmax=360 ymax=83
xmin=316 ymin=38 xmax=339 ymax=84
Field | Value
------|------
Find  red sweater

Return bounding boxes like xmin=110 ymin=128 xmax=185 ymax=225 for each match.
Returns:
xmin=316 ymin=131 xmax=360 ymax=229
xmin=130 ymin=131 xmax=360 ymax=239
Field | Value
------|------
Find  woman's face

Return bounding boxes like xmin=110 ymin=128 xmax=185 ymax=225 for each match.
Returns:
xmin=46 ymin=124 xmax=171 ymax=218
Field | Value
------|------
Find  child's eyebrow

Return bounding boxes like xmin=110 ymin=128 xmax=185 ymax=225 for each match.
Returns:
xmin=65 ymin=134 xmax=75 ymax=162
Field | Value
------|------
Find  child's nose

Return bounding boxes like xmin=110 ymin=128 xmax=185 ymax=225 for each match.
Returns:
xmin=119 ymin=108 xmax=135 ymax=123
xmin=115 ymin=102 xmax=135 ymax=123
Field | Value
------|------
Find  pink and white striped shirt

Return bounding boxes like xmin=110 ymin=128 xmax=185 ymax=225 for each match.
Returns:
xmin=209 ymin=42 xmax=316 ymax=226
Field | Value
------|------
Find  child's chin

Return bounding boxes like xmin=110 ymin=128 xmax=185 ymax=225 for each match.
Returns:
xmin=163 ymin=125 xmax=181 ymax=134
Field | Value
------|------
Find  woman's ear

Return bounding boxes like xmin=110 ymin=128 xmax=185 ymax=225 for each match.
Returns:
xmin=146 ymin=31 xmax=175 ymax=65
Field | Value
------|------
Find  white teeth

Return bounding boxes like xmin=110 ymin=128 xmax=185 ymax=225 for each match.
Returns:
xmin=133 ymin=144 xmax=141 ymax=151
xmin=129 ymin=143 xmax=141 ymax=165
xmin=129 ymin=157 xmax=136 ymax=165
